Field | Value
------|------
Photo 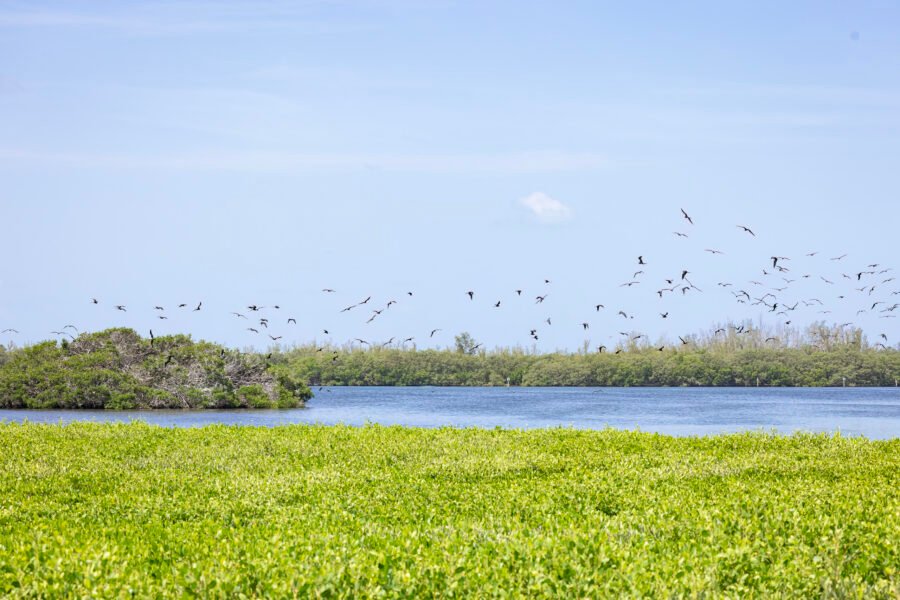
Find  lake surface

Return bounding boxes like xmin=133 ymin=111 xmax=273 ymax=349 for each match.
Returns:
xmin=4 ymin=387 xmax=900 ymax=438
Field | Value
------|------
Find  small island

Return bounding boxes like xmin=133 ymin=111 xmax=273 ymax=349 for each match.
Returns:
xmin=0 ymin=328 xmax=312 ymax=409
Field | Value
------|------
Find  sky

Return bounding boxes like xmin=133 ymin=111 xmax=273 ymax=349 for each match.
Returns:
xmin=1 ymin=0 xmax=899 ymax=351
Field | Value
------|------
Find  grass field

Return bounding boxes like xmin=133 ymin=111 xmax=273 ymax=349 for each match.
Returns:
xmin=0 ymin=423 xmax=898 ymax=597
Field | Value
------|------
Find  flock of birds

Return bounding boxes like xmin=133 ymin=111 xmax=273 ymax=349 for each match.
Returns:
xmin=2 ymin=208 xmax=898 ymax=354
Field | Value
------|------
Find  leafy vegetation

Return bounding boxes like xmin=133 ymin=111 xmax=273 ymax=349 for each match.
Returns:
xmin=0 ymin=329 xmax=311 ymax=409
xmin=283 ymin=327 xmax=900 ymax=387
xmin=0 ymin=423 xmax=896 ymax=597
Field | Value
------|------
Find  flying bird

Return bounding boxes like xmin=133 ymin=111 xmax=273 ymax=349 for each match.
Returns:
xmin=680 ymin=208 xmax=693 ymax=225
xmin=736 ymin=225 xmax=755 ymax=236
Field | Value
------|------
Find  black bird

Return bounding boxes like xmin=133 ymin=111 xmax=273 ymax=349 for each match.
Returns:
xmin=355 ymin=339 xmax=370 ymax=346
xmin=660 ymin=312 xmax=668 ymax=319
xmin=515 ymin=290 xmax=522 ymax=296
xmin=545 ymin=317 xmax=552 ymax=325
xmin=194 ymin=302 xmax=202 ymax=312
xmin=638 ymin=256 xmax=646 ymax=265
xmin=158 ymin=316 xmax=168 ymax=320
xmin=494 ymin=301 xmax=501 ymax=308
xmin=323 ymin=329 xmax=329 ymax=334
xmin=657 ymin=346 xmax=665 ymax=352
xmin=681 ymin=270 xmax=689 ymax=280
xmin=430 ymin=328 xmax=441 ymax=337
xmin=597 ymin=345 xmax=606 ymax=353
xmin=359 ymin=296 xmax=371 ymax=305
xmin=231 ymin=312 xmax=246 ymax=319
xmin=247 ymin=328 xmax=259 ymax=333
xmin=407 ymin=292 xmax=413 ymax=296
xmin=149 ymin=330 xmax=154 ymax=346
xmin=154 ymin=306 xmax=165 ymax=311
xmin=544 ymin=279 xmax=551 ymax=284
xmin=582 ymin=323 xmax=589 ymax=330
xmin=681 ymin=208 xmax=693 ymax=225
xmin=322 ymin=288 xmax=336 ymax=293
xmin=115 ymin=305 xmax=127 ymax=312
xmin=248 ymin=305 xmax=262 ymax=311
xmin=595 ymin=304 xmax=605 ymax=311
xmin=535 ymin=295 xmax=547 ymax=303
xmin=736 ymin=225 xmax=755 ymax=236
xmin=178 ymin=303 xmax=187 ymax=308
xmin=467 ymin=291 xmax=475 ymax=300
xmin=673 ymin=231 xmax=689 ymax=238
xmin=287 ymin=318 xmax=297 ymax=324
xmin=340 ymin=305 xmax=354 ymax=312
xmin=403 ymin=337 xmax=415 ymax=343
xmin=705 ymin=249 xmax=724 ymax=255
xmin=269 ymin=335 xmax=282 ymax=341
xmin=678 ymin=336 xmax=688 ymax=345
xmin=831 ymin=254 xmax=847 ymax=261
xmin=91 ymin=298 xmax=99 ymax=304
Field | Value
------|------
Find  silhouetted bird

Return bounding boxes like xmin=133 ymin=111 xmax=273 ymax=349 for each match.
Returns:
xmin=115 ymin=305 xmax=126 ymax=312
xmin=247 ymin=328 xmax=259 ymax=333
xmin=737 ymin=225 xmax=755 ymax=236
xmin=467 ymin=291 xmax=474 ymax=300
xmin=430 ymin=329 xmax=441 ymax=337
xmin=269 ymin=335 xmax=282 ymax=341
xmin=288 ymin=318 xmax=297 ymax=324
xmin=194 ymin=302 xmax=202 ymax=312
xmin=638 ymin=256 xmax=646 ymax=265
xmin=91 ymin=298 xmax=99 ymax=304
xmin=681 ymin=208 xmax=693 ymax=225
xmin=494 ymin=301 xmax=501 ymax=308
xmin=582 ymin=323 xmax=589 ymax=330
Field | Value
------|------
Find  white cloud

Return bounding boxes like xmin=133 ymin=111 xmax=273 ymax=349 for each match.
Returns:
xmin=519 ymin=192 xmax=572 ymax=223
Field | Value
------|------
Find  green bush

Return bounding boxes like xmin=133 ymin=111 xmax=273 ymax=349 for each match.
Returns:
xmin=0 ymin=329 xmax=312 ymax=409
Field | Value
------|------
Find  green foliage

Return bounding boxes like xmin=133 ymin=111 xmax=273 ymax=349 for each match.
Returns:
xmin=0 ymin=423 xmax=896 ymax=597
xmin=283 ymin=344 xmax=900 ymax=387
xmin=0 ymin=329 xmax=312 ymax=409
xmin=454 ymin=331 xmax=479 ymax=355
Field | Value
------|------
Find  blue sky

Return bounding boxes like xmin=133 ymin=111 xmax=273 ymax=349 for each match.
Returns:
xmin=2 ymin=1 xmax=899 ymax=351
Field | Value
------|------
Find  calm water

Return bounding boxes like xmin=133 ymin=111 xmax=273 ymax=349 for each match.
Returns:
xmin=3 ymin=387 xmax=900 ymax=438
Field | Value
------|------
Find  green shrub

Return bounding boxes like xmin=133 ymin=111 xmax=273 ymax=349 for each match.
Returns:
xmin=0 ymin=329 xmax=312 ymax=409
